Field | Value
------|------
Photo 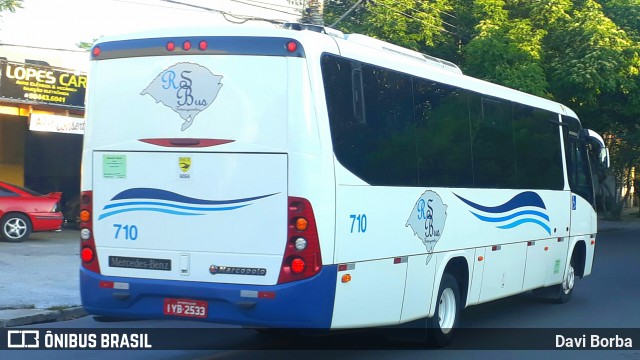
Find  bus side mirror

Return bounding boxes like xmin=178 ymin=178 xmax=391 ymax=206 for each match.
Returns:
xmin=584 ymin=129 xmax=610 ymax=170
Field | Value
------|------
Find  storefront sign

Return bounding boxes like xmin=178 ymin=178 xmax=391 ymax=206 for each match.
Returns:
xmin=0 ymin=61 xmax=86 ymax=108
xmin=29 ymin=113 xmax=85 ymax=134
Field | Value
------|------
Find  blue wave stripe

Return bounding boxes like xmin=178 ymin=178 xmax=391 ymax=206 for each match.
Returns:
xmin=497 ymin=218 xmax=551 ymax=235
xmin=99 ymin=208 xmax=202 ymax=220
xmin=110 ymin=188 xmax=278 ymax=205
xmin=104 ymin=201 xmax=249 ymax=211
xmin=98 ymin=205 xmax=248 ymax=220
xmin=454 ymin=191 xmax=546 ymax=213
xmin=470 ymin=210 xmax=549 ymax=223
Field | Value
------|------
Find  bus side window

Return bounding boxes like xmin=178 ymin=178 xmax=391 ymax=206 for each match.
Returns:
xmin=563 ymin=116 xmax=595 ymax=207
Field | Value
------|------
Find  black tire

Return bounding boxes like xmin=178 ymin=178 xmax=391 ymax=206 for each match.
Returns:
xmin=553 ymin=257 xmax=575 ymax=304
xmin=0 ymin=213 xmax=32 ymax=243
xmin=427 ymin=273 xmax=461 ymax=348
xmin=532 ymin=257 xmax=576 ymax=303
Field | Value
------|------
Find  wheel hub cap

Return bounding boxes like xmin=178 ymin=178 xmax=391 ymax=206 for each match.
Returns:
xmin=4 ymin=219 xmax=26 ymax=239
xmin=438 ymin=288 xmax=456 ymax=334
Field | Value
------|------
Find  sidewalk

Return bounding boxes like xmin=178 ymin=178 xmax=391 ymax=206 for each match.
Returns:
xmin=598 ymin=206 xmax=640 ymax=232
xmin=1 ymin=208 xmax=638 ymax=328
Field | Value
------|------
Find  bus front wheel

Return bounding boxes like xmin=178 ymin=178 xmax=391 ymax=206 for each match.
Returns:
xmin=554 ymin=257 xmax=576 ymax=304
xmin=427 ymin=273 xmax=460 ymax=348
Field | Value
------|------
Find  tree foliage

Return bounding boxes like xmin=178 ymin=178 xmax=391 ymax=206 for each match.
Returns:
xmin=324 ymin=0 xmax=640 ymax=217
xmin=0 ymin=0 xmax=21 ymax=13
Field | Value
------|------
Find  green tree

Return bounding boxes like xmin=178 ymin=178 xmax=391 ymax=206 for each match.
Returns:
xmin=324 ymin=0 xmax=461 ymax=59
xmin=463 ymin=1 xmax=549 ymax=96
xmin=0 ymin=0 xmax=21 ymax=13
xmin=323 ymin=0 xmax=640 ymax=218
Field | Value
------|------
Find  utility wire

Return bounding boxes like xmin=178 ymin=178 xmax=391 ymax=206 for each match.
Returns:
xmin=227 ymin=0 xmax=300 ymax=16
xmin=158 ymin=0 xmax=291 ymax=24
xmin=0 ymin=43 xmax=88 ymax=53
xmin=331 ymin=0 xmax=366 ymax=27
xmin=371 ymin=0 xmax=460 ymax=38
xmin=389 ymin=0 xmax=459 ymax=31
xmin=405 ymin=0 xmax=458 ymax=20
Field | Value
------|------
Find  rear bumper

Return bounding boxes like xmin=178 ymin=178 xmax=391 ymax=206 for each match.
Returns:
xmin=31 ymin=212 xmax=64 ymax=232
xmin=81 ymin=265 xmax=337 ymax=328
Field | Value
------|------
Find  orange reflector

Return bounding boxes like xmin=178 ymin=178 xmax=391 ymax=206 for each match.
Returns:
xmin=295 ymin=218 xmax=308 ymax=231
xmin=291 ymin=258 xmax=305 ymax=273
xmin=80 ymin=210 xmax=91 ymax=222
xmin=478 ymin=256 xmax=484 ymax=262
xmin=341 ymin=274 xmax=352 ymax=283
xmin=81 ymin=247 xmax=94 ymax=262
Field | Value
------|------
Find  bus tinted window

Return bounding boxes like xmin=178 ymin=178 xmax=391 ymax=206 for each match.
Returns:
xmin=360 ymin=64 xmax=418 ymax=186
xmin=563 ymin=116 xmax=594 ymax=204
xmin=414 ymin=78 xmax=473 ymax=187
xmin=321 ymin=53 xmax=565 ymax=190
xmin=470 ymin=95 xmax=517 ymax=188
xmin=513 ymin=105 xmax=564 ymax=190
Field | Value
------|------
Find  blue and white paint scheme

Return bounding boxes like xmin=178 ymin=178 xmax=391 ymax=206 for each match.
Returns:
xmin=98 ymin=188 xmax=277 ymax=220
xmin=455 ymin=191 xmax=552 ymax=236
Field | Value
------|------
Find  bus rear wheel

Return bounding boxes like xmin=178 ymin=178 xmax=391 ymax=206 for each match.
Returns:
xmin=427 ymin=273 xmax=460 ymax=348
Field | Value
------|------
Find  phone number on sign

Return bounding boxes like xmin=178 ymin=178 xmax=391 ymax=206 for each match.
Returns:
xmin=25 ymin=92 xmax=67 ymax=103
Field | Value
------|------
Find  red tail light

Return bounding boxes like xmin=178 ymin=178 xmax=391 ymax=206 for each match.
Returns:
xmin=80 ymin=191 xmax=101 ymax=274
xmin=277 ymin=197 xmax=322 ymax=284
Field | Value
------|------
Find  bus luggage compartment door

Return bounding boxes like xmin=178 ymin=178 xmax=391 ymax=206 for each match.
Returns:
xmin=91 ymin=151 xmax=287 ymax=286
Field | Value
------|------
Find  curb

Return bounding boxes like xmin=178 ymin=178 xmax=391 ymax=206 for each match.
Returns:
xmin=0 ymin=307 xmax=87 ymax=328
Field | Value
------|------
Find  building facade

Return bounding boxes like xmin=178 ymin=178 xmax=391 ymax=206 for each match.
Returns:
xmin=0 ymin=44 xmax=87 ymax=218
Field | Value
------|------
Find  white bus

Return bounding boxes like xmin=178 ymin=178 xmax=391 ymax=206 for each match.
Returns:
xmin=79 ymin=23 xmax=609 ymax=346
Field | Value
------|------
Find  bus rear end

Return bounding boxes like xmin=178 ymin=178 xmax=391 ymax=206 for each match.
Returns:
xmin=79 ymin=27 xmax=337 ymax=328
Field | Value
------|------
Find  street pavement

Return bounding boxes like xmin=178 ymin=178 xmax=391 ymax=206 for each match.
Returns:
xmin=1 ymin=208 xmax=639 ymax=328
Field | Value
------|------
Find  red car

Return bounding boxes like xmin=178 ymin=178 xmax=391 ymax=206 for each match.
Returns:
xmin=0 ymin=181 xmax=64 ymax=242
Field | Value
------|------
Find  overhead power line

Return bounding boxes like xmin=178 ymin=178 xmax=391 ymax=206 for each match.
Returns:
xmin=331 ymin=0 xmax=366 ymax=27
xmin=157 ymin=0 xmax=293 ymax=24
xmin=371 ymin=0 xmax=460 ymax=38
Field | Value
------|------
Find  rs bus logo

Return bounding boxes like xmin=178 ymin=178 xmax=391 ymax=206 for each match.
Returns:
xmin=141 ymin=62 xmax=223 ymax=131
xmin=455 ymin=191 xmax=551 ymax=235
xmin=406 ymin=190 xmax=447 ymax=265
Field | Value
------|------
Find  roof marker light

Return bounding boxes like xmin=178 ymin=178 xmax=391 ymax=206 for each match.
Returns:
xmin=199 ymin=40 xmax=208 ymax=51
xmin=286 ymin=41 xmax=297 ymax=52
xmin=183 ymin=40 xmax=192 ymax=51
xmin=92 ymin=46 xmax=101 ymax=57
xmin=166 ymin=41 xmax=176 ymax=51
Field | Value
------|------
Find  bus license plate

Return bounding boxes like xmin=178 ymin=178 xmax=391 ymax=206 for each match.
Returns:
xmin=163 ymin=298 xmax=208 ymax=318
